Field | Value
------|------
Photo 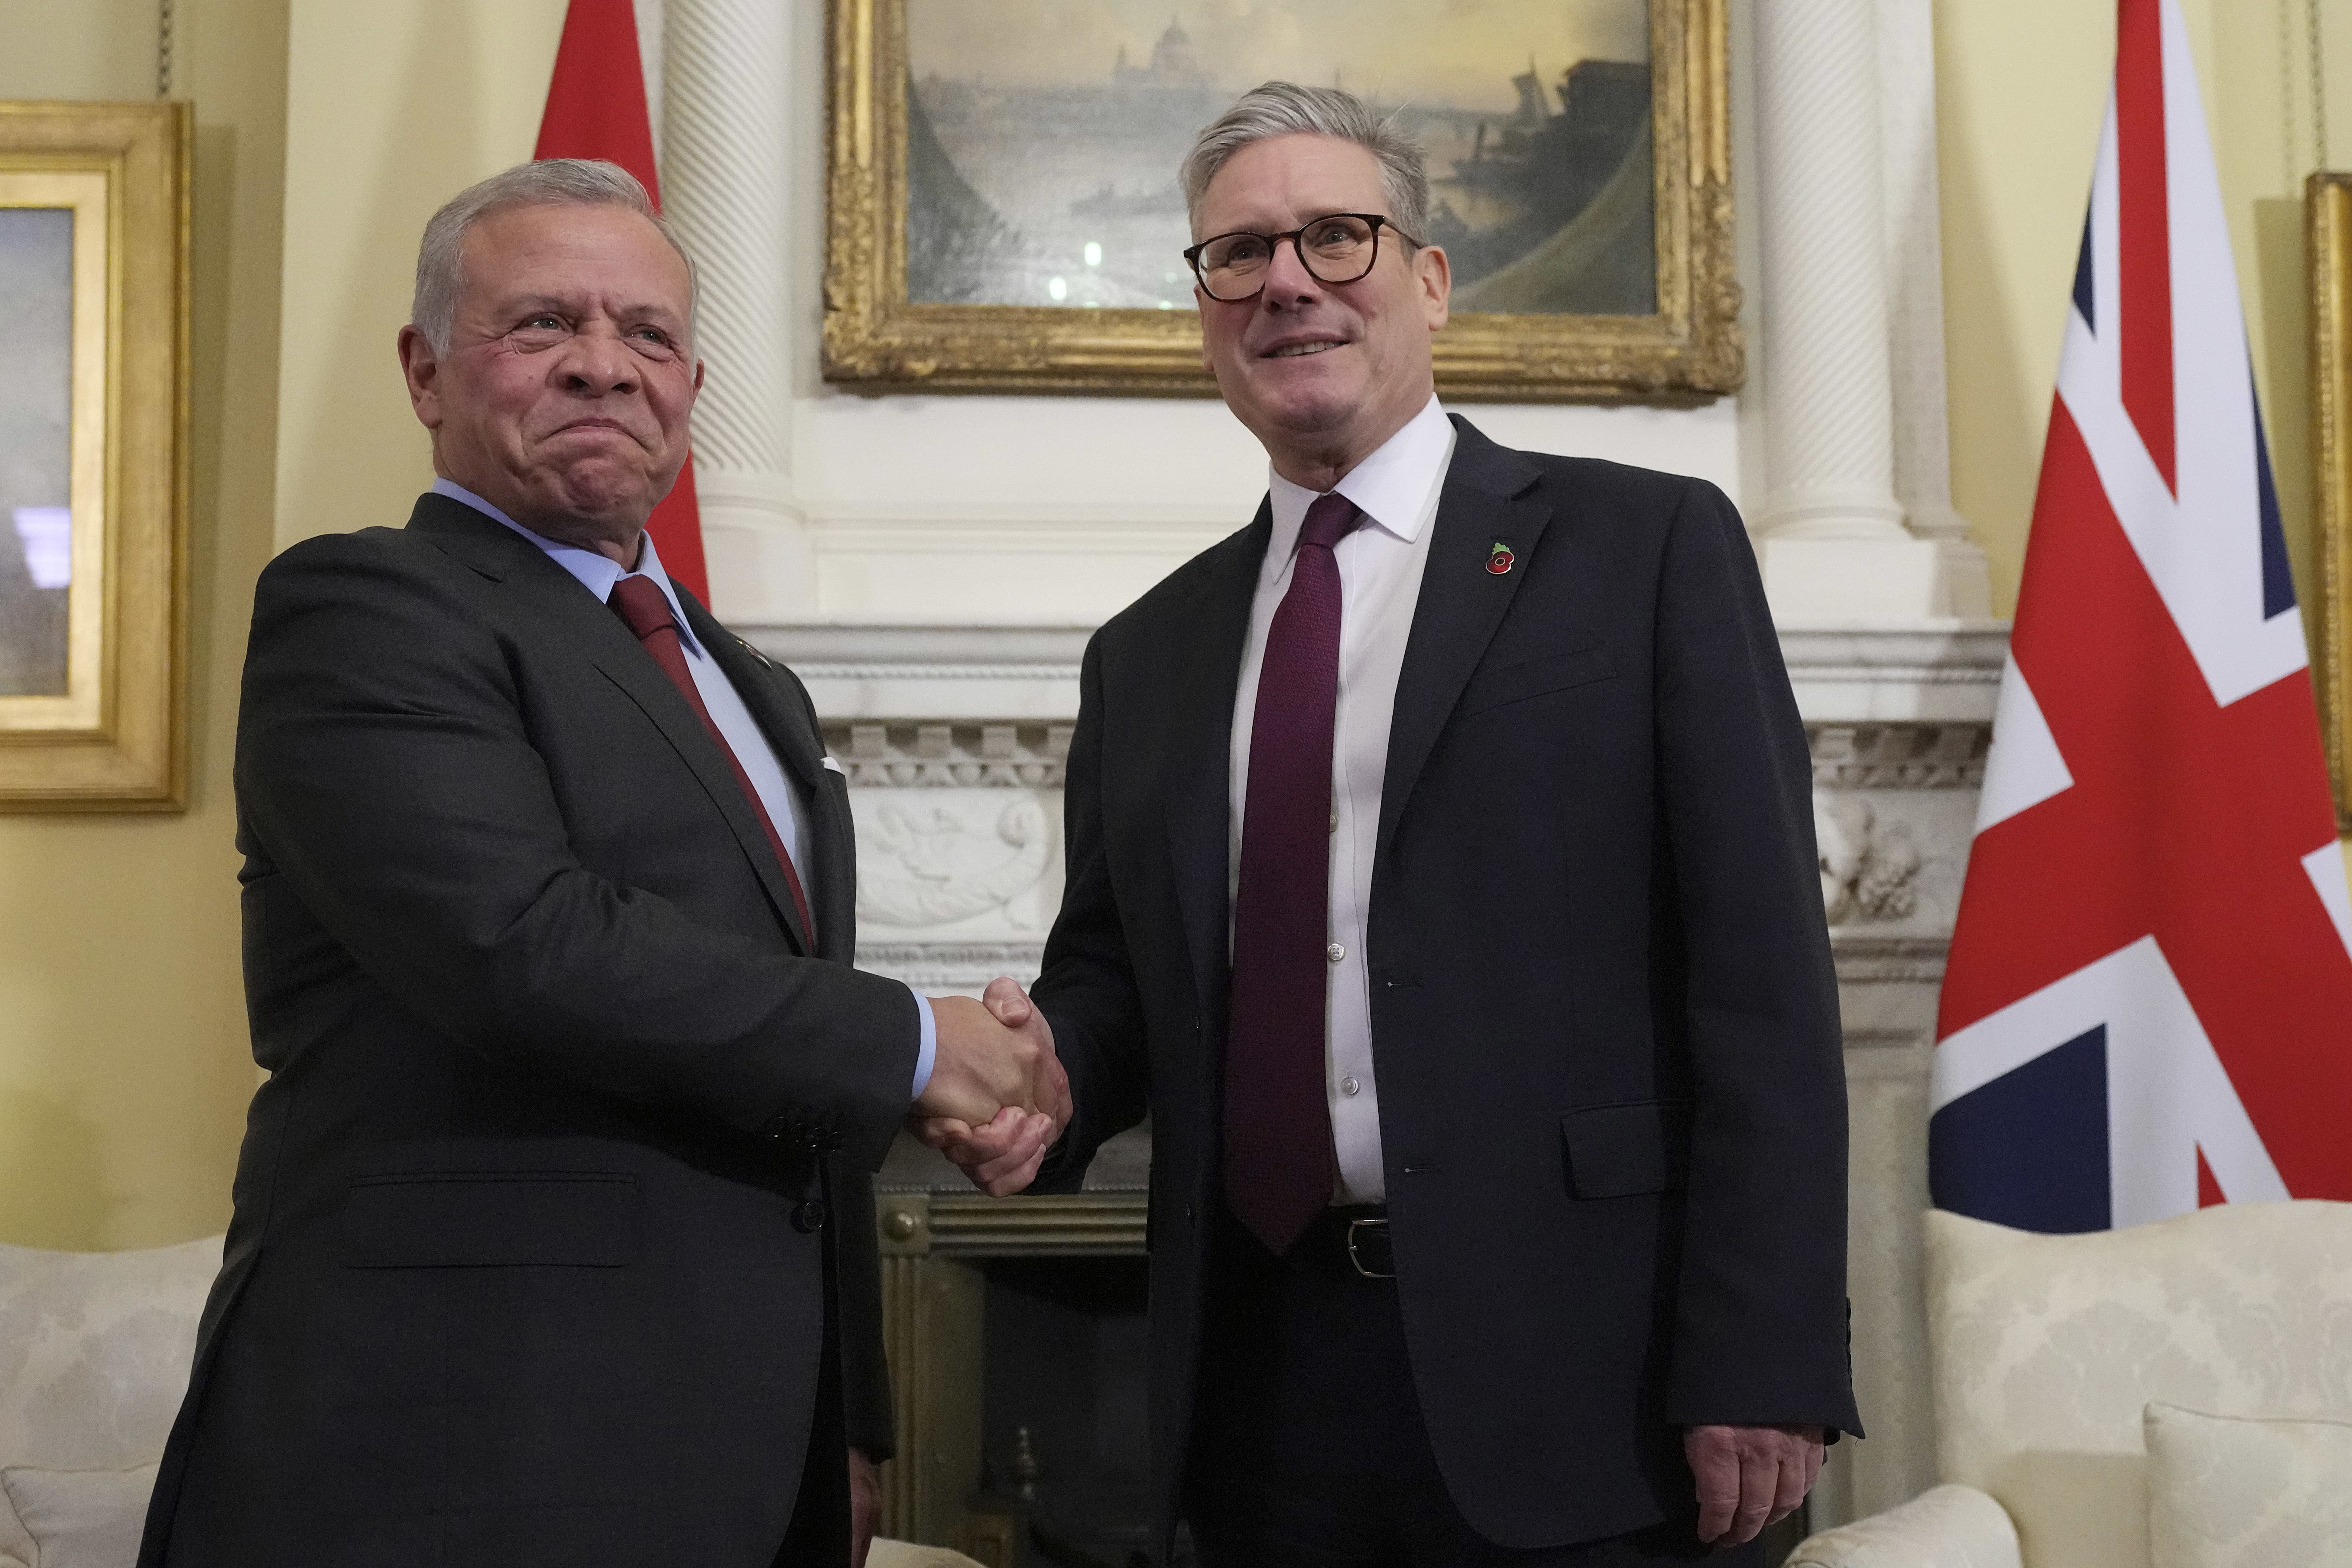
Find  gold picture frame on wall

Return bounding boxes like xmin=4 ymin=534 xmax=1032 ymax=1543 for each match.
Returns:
xmin=2310 ymin=171 xmax=2352 ymax=828
xmin=0 ymin=101 xmax=189 ymax=811
xmin=824 ymin=0 xmax=1738 ymax=400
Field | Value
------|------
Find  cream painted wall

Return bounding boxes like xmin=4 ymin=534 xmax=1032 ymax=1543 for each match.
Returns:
xmin=0 ymin=0 xmax=288 ymax=1249
xmin=0 ymin=0 xmax=162 ymax=101
xmin=1938 ymin=0 xmax=2352 ymax=618
xmin=273 ymin=0 xmax=568 ymax=550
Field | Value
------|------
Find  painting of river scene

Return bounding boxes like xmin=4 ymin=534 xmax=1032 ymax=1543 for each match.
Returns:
xmin=904 ymin=0 xmax=1655 ymax=317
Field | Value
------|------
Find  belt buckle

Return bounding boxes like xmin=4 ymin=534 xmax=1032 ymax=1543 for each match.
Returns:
xmin=1345 ymin=1217 xmax=1395 ymax=1280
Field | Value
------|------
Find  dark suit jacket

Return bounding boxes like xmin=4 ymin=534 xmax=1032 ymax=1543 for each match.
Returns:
xmin=138 ymin=495 xmax=916 ymax=1568
xmin=1030 ymin=417 xmax=1862 ymax=1554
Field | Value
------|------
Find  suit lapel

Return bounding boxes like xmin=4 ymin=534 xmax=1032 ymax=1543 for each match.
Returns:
xmin=682 ymin=593 xmax=841 ymax=958
xmin=409 ymin=499 xmax=819 ymax=957
xmin=684 ymin=594 xmax=826 ymax=796
xmin=587 ymin=632 xmax=818 ymax=958
xmin=1163 ymin=506 xmax=1271 ymax=1022
xmin=1376 ymin=418 xmax=1552 ymax=868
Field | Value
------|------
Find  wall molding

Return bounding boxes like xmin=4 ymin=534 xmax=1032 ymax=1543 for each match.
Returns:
xmin=1811 ymin=722 xmax=1989 ymax=788
xmin=827 ymin=721 xmax=1071 ymax=789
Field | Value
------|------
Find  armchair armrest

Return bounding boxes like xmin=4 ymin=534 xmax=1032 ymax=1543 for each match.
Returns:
xmin=1785 ymin=1484 xmax=2021 ymax=1568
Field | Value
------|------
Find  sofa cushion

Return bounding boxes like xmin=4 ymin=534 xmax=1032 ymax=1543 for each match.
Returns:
xmin=1926 ymin=1202 xmax=2352 ymax=1568
xmin=0 ymin=1463 xmax=158 ymax=1568
xmin=0 ymin=1237 xmax=219 ymax=1475
xmin=2143 ymin=1402 xmax=2352 ymax=1568
xmin=0 ymin=1461 xmax=27 ymax=1567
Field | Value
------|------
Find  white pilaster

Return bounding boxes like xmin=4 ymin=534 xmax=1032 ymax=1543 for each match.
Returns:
xmin=1754 ymin=0 xmax=1946 ymax=619
xmin=661 ymin=0 xmax=813 ymax=619
xmin=1878 ymin=0 xmax=1992 ymax=618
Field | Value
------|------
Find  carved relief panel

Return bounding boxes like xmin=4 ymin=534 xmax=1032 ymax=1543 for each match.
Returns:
xmin=828 ymin=720 xmax=1068 ymax=992
xmin=1810 ymin=721 xmax=1990 ymax=1052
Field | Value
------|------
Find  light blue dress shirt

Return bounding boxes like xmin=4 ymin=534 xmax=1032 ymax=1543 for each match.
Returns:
xmin=431 ymin=478 xmax=936 ymax=1099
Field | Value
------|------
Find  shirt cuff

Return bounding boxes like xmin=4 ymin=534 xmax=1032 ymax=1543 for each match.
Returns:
xmin=908 ymin=987 xmax=938 ymax=1101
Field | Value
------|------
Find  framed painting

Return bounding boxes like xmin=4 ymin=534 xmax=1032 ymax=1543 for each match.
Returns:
xmin=825 ymin=0 xmax=1737 ymax=400
xmin=0 ymin=102 xmax=188 ymax=811
xmin=2312 ymin=171 xmax=2352 ymax=828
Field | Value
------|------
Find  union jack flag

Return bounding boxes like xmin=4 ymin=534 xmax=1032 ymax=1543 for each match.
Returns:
xmin=1930 ymin=0 xmax=2352 ymax=1231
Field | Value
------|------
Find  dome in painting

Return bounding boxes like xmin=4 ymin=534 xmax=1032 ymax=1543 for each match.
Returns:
xmin=1151 ymin=17 xmax=1203 ymax=80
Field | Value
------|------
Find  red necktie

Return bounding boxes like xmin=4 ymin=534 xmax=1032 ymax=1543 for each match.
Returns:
xmin=608 ymin=574 xmax=818 ymax=947
xmin=1224 ymin=493 xmax=1362 ymax=1256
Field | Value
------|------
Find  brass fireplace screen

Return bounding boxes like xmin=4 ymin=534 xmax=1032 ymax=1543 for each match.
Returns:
xmin=874 ymin=1186 xmax=1151 ymax=1565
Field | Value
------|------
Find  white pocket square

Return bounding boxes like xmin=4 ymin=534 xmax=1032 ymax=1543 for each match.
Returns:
xmin=821 ymin=756 xmax=846 ymax=774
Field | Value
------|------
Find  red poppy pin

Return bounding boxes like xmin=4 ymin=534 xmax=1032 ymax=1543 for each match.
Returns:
xmin=1487 ymin=541 xmax=1516 ymax=575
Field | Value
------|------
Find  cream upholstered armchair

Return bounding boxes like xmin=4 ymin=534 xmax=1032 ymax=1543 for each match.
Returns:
xmin=1787 ymin=1201 xmax=2352 ymax=1568
xmin=0 ymin=1235 xmax=220 ymax=1568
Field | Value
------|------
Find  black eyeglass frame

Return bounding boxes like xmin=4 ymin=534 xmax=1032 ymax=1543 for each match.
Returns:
xmin=1182 ymin=212 xmax=1425 ymax=302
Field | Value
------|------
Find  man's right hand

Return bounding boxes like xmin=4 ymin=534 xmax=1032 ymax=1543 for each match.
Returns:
xmin=911 ymin=978 xmax=1069 ymax=1196
xmin=1686 ymin=1423 xmax=1824 ymax=1548
xmin=912 ymin=983 xmax=1064 ymax=1129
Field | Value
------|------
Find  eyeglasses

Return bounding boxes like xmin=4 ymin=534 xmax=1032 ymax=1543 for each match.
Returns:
xmin=1183 ymin=213 xmax=1422 ymax=302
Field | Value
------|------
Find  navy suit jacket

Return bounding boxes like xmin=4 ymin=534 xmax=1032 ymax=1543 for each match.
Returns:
xmin=139 ymin=495 xmax=914 ymax=1567
xmin=1030 ymin=417 xmax=1862 ymax=1554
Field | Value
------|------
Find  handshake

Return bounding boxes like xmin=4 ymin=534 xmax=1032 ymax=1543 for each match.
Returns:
xmin=906 ymin=977 xmax=1067 ymax=1196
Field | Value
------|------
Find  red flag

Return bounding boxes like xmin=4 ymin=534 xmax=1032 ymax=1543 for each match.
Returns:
xmin=535 ymin=0 xmax=709 ymax=601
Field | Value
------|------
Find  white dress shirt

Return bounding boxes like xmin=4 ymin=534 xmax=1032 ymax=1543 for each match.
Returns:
xmin=432 ymin=478 xmax=937 ymax=1096
xmin=1228 ymin=396 xmax=1455 ymax=1204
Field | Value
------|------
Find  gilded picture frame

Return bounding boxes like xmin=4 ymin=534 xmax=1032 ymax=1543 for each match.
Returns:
xmin=824 ymin=0 xmax=1738 ymax=401
xmin=0 ymin=102 xmax=189 ymax=811
xmin=2310 ymin=171 xmax=2352 ymax=828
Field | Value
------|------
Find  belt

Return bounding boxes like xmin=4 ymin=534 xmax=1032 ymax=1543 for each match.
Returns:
xmin=1317 ymin=1204 xmax=1394 ymax=1279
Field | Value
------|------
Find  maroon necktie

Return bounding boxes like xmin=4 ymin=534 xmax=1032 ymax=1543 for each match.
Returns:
xmin=608 ymin=574 xmax=818 ymax=947
xmin=1224 ymin=493 xmax=1362 ymax=1256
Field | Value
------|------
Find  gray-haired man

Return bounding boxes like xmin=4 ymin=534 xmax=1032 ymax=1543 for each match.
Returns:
xmin=138 ymin=159 xmax=1063 ymax=1568
xmin=931 ymin=84 xmax=1861 ymax=1565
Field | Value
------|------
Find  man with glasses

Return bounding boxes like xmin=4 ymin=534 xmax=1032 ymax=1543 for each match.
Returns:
xmin=927 ymin=82 xmax=1858 ymax=1567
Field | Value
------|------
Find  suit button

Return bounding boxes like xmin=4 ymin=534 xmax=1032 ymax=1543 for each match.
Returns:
xmin=793 ymin=1199 xmax=828 ymax=1233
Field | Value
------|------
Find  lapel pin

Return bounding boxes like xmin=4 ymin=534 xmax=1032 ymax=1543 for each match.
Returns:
xmin=1487 ymin=541 xmax=1516 ymax=575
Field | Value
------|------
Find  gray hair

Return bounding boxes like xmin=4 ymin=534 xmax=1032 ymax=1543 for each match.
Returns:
xmin=410 ymin=158 xmax=698 ymax=351
xmin=1180 ymin=82 xmax=1430 ymax=242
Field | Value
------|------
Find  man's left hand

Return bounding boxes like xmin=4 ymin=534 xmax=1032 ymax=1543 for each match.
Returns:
xmin=1684 ymin=1422 xmax=1823 ymax=1548
xmin=849 ymin=1447 xmax=882 ymax=1567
